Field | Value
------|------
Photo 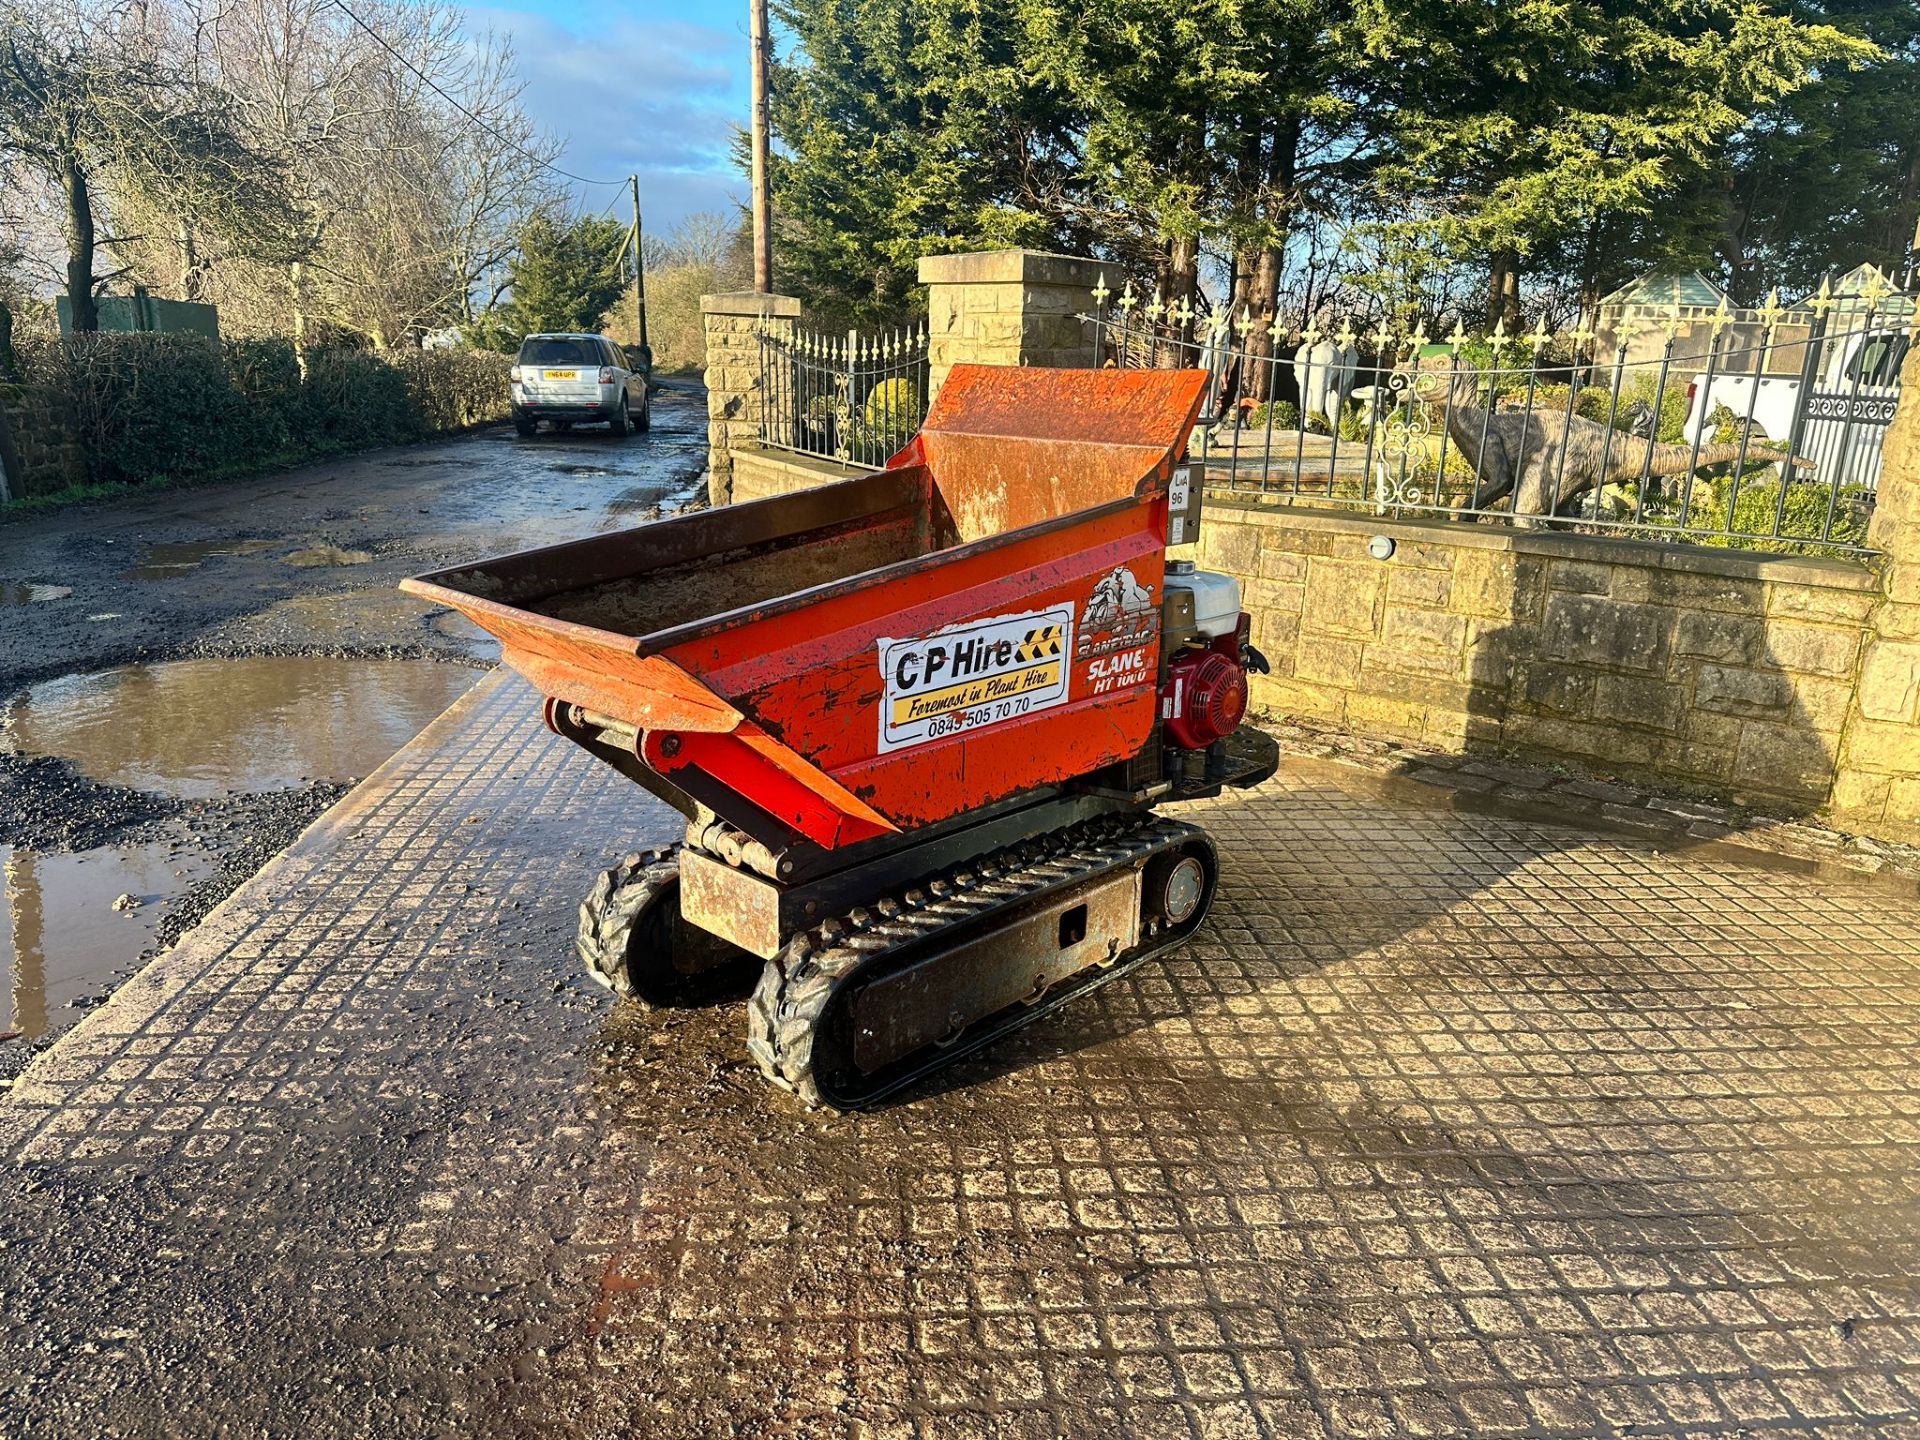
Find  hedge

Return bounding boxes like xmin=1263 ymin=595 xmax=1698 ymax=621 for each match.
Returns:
xmin=8 ymin=333 xmax=511 ymax=496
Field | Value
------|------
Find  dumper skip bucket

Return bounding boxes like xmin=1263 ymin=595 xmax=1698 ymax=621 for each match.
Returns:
xmin=403 ymin=364 xmax=1210 ymax=852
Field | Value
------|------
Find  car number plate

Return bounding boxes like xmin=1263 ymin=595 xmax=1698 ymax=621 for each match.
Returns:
xmin=542 ymin=369 xmax=578 ymax=380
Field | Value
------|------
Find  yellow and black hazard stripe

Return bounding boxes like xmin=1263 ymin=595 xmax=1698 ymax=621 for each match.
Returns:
xmin=1016 ymin=624 xmax=1063 ymax=662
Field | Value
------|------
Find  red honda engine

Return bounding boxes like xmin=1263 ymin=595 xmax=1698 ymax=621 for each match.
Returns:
xmin=1161 ymin=619 xmax=1253 ymax=751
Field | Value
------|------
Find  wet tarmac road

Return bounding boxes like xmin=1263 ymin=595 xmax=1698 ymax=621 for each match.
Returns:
xmin=0 ymin=389 xmax=709 ymax=694
xmin=0 ymin=388 xmax=709 ymax=1056
xmin=5 ymin=672 xmax=1920 ymax=1438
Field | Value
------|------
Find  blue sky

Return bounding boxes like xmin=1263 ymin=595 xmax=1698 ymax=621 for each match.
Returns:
xmin=466 ymin=0 xmax=751 ymax=236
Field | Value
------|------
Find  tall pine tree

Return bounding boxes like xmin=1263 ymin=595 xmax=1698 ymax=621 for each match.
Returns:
xmin=1350 ymin=0 xmax=1873 ymax=323
xmin=766 ymin=0 xmax=1887 ymax=329
xmin=1716 ymin=0 xmax=1920 ymax=300
xmin=766 ymin=0 xmax=1095 ymax=323
xmin=469 ymin=209 xmax=630 ymax=347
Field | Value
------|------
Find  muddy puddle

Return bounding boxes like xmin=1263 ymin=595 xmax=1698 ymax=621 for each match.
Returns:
xmin=1 ymin=840 xmax=213 ymax=1037
xmin=425 ymin=610 xmax=501 ymax=660
xmin=606 ymin=485 xmax=675 ymax=516
xmin=125 ymin=538 xmax=278 ymax=580
xmin=2 ymin=657 xmax=479 ymax=800
xmin=285 ymin=544 xmax=372 ymax=568
xmin=241 ymin=589 xmax=501 ymax=660
xmin=0 ymin=582 xmax=74 ymax=605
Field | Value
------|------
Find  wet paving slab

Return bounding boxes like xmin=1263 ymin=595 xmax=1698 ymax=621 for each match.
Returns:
xmin=6 ymin=673 xmax=1920 ymax=1437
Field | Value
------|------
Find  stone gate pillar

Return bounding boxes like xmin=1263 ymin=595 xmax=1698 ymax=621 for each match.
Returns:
xmin=701 ymin=290 xmax=800 ymax=506
xmin=1834 ymin=341 xmax=1920 ymax=841
xmin=918 ymin=251 xmax=1104 ymax=399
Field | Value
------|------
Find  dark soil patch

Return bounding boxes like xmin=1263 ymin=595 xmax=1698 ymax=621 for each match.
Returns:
xmin=0 ymin=753 xmax=181 ymax=852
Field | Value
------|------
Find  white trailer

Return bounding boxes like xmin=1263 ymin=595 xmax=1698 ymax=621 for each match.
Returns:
xmin=1682 ymin=324 xmax=1908 ymax=492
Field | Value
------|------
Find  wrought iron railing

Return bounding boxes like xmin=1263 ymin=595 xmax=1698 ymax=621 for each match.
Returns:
xmin=1083 ymin=276 xmax=1911 ymax=557
xmin=756 ymin=322 xmax=930 ymax=471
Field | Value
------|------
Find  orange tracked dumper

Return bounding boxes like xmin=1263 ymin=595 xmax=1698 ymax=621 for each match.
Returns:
xmin=403 ymin=365 xmax=1275 ymax=1107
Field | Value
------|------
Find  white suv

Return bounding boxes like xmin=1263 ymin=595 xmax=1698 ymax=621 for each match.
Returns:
xmin=510 ymin=333 xmax=651 ymax=437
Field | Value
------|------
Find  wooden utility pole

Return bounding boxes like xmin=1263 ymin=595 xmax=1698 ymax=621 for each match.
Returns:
xmin=749 ymin=0 xmax=772 ymax=292
xmin=630 ymin=173 xmax=650 ymax=350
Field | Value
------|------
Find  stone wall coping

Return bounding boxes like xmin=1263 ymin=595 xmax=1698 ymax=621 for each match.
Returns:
xmin=734 ymin=444 xmax=863 ymax=484
xmin=917 ymin=249 xmax=1105 ymax=288
xmin=1205 ymin=497 xmax=1879 ymax=592
xmin=701 ymin=290 xmax=802 ymax=318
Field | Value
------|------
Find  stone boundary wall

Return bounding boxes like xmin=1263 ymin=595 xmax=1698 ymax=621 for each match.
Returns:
xmin=700 ymin=248 xmax=1920 ymax=842
xmin=721 ymin=437 xmax=1904 ymax=827
xmin=730 ymin=445 xmax=860 ymax=504
xmin=1182 ymin=501 xmax=1883 ymax=817
xmin=0 ymin=384 xmax=85 ymax=501
xmin=700 ymin=290 xmax=799 ymax=507
xmin=1836 ymin=341 xmax=1920 ymax=840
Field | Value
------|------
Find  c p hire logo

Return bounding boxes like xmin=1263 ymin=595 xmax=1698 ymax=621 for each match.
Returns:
xmin=877 ymin=605 xmax=1074 ymax=751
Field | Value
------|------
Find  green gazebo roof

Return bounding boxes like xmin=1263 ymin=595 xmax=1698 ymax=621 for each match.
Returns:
xmin=1599 ymin=271 xmax=1731 ymax=309
xmin=1823 ymin=264 xmax=1916 ymax=315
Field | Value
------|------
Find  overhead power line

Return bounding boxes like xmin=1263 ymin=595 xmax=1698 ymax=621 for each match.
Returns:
xmin=325 ymin=0 xmax=626 ymax=190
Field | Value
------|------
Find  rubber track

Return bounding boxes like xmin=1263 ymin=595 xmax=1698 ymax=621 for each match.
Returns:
xmin=746 ymin=814 xmax=1204 ymax=1109
xmin=576 ymin=845 xmax=680 ymax=1000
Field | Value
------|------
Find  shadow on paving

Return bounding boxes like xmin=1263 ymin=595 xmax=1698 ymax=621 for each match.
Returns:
xmin=521 ymin=762 xmax=1918 ymax=1433
xmin=5 ymin=672 xmax=1920 ymax=1439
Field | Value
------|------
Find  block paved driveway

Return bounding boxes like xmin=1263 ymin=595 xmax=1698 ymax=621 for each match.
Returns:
xmin=5 ymin=672 xmax=1920 ymax=1439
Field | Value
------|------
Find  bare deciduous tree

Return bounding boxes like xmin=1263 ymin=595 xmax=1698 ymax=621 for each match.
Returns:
xmin=0 ymin=0 xmax=557 ymax=348
xmin=167 ymin=0 xmax=557 ymax=347
xmin=643 ymin=210 xmax=741 ymax=272
xmin=0 ymin=0 xmax=305 ymax=330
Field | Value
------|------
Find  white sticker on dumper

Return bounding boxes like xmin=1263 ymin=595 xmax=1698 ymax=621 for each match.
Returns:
xmin=1167 ymin=464 xmax=1194 ymax=545
xmin=878 ymin=604 xmax=1074 ymax=751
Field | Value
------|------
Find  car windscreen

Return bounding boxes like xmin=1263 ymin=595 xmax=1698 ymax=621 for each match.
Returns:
xmin=519 ymin=338 xmax=597 ymax=366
